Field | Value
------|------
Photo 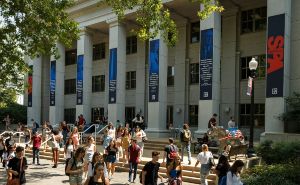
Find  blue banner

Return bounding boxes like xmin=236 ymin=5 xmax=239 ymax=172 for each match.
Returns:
xmin=200 ymin=29 xmax=213 ymax=100
xmin=149 ymin=39 xmax=159 ymax=102
xmin=28 ymin=65 xmax=33 ymax=107
xmin=109 ymin=48 xmax=117 ymax=103
xmin=266 ymin=14 xmax=284 ymax=97
xmin=50 ymin=60 xmax=56 ymax=106
xmin=77 ymin=55 xmax=84 ymax=105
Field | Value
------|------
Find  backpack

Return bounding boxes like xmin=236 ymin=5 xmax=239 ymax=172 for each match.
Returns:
xmin=65 ymin=157 xmax=83 ymax=176
xmin=182 ymin=130 xmax=191 ymax=142
xmin=168 ymin=145 xmax=177 ymax=160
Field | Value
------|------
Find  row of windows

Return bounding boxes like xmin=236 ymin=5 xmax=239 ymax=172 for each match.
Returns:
xmin=190 ymin=6 xmax=267 ymax=43
xmin=65 ymin=36 xmax=138 ymax=66
xmin=64 ymin=103 xmax=265 ymax=127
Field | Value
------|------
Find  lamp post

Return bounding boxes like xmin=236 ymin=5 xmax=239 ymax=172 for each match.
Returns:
xmin=248 ymin=57 xmax=258 ymax=155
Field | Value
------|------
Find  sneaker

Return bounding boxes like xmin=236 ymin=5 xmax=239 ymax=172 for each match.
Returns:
xmin=37 ymin=163 xmax=40 ymax=165
xmin=188 ymin=161 xmax=191 ymax=165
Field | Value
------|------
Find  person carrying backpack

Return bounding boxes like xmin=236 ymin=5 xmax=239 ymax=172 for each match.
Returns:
xmin=141 ymin=151 xmax=164 ymax=185
xmin=66 ymin=147 xmax=86 ymax=185
xmin=180 ymin=123 xmax=192 ymax=165
xmin=163 ymin=138 xmax=179 ymax=168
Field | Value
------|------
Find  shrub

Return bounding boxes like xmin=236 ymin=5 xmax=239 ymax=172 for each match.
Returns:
xmin=256 ymin=140 xmax=300 ymax=164
xmin=0 ymin=103 xmax=27 ymax=125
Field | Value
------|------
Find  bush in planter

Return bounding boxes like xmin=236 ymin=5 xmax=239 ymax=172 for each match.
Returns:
xmin=256 ymin=140 xmax=300 ymax=164
xmin=241 ymin=160 xmax=300 ymax=185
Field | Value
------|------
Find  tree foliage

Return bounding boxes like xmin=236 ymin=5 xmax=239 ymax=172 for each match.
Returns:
xmin=0 ymin=0 xmax=79 ymax=105
xmin=105 ymin=0 xmax=223 ymax=47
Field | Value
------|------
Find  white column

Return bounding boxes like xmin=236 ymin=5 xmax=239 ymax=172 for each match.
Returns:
xmin=263 ymin=0 xmax=291 ymax=136
xmin=196 ymin=10 xmax=221 ymax=137
xmin=76 ymin=29 xmax=93 ymax=123
xmin=174 ymin=21 xmax=187 ymax=128
xmin=107 ymin=18 xmax=126 ymax=124
xmin=49 ymin=43 xmax=65 ymax=125
xmin=27 ymin=56 xmax=42 ymax=126
xmin=146 ymin=33 xmax=169 ymax=137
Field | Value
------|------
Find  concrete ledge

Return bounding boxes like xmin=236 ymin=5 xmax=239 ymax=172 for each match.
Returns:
xmin=144 ymin=129 xmax=170 ymax=138
xmin=260 ymin=132 xmax=300 ymax=142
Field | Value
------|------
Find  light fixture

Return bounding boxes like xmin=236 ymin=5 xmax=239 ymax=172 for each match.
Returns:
xmin=249 ymin=57 xmax=258 ymax=71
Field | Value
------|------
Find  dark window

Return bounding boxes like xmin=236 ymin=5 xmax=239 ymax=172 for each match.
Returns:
xmin=166 ymin=106 xmax=173 ymax=129
xmin=189 ymin=105 xmax=198 ymax=127
xmin=65 ymin=49 xmax=77 ymax=65
xmin=191 ymin=21 xmax=200 ymax=43
xmin=91 ymin=107 xmax=105 ymax=123
xmin=167 ymin=66 xmax=175 ymax=86
xmin=93 ymin=43 xmax=105 ymax=60
xmin=241 ymin=7 xmax=267 ymax=34
xmin=64 ymin=108 xmax=76 ymax=124
xmin=190 ymin=63 xmax=199 ymax=84
xmin=64 ymin=79 xmax=76 ymax=94
xmin=126 ymin=36 xmax=137 ymax=54
xmin=92 ymin=75 xmax=105 ymax=92
xmin=125 ymin=107 xmax=135 ymax=123
xmin=126 ymin=71 xmax=136 ymax=89
xmin=240 ymin=103 xmax=265 ymax=127
xmin=241 ymin=55 xmax=266 ymax=80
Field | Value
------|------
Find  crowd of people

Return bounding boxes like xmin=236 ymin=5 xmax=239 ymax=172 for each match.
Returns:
xmin=0 ymin=113 xmax=246 ymax=185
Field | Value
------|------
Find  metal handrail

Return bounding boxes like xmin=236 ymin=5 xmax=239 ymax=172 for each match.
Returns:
xmin=97 ymin=125 xmax=108 ymax=135
xmin=0 ymin=131 xmax=14 ymax=136
xmin=79 ymin=124 xmax=97 ymax=144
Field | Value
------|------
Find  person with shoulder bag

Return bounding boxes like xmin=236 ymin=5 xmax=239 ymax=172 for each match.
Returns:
xmin=6 ymin=146 xmax=28 ymax=185
xmin=180 ymin=123 xmax=192 ymax=165
xmin=84 ymin=163 xmax=110 ymax=185
xmin=66 ymin=147 xmax=86 ymax=185
xmin=193 ymin=144 xmax=215 ymax=185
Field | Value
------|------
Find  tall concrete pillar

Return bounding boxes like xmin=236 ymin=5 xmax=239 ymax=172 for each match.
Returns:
xmin=174 ymin=21 xmax=187 ymax=128
xmin=107 ymin=18 xmax=126 ymax=124
xmin=49 ymin=43 xmax=65 ymax=125
xmin=195 ymin=10 xmax=221 ymax=137
xmin=27 ymin=56 xmax=42 ymax=126
xmin=76 ymin=29 xmax=93 ymax=123
xmin=135 ymin=40 xmax=146 ymax=115
xmin=146 ymin=33 xmax=169 ymax=137
xmin=263 ymin=0 xmax=291 ymax=136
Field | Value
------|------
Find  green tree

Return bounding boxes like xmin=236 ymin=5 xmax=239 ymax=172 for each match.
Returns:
xmin=0 ymin=0 xmax=79 ymax=105
xmin=105 ymin=0 xmax=223 ymax=47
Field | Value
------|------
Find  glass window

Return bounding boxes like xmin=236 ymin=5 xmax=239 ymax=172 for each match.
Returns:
xmin=93 ymin=43 xmax=105 ymax=60
xmin=125 ymin=107 xmax=135 ymax=123
xmin=167 ymin=66 xmax=175 ymax=86
xmin=241 ymin=7 xmax=267 ymax=34
xmin=64 ymin=79 xmax=76 ymax=94
xmin=65 ymin=49 xmax=77 ymax=65
xmin=191 ymin=21 xmax=200 ymax=43
xmin=64 ymin=108 xmax=76 ymax=124
xmin=166 ymin=106 xmax=173 ymax=129
xmin=240 ymin=55 xmax=266 ymax=80
xmin=126 ymin=71 xmax=136 ymax=89
xmin=91 ymin=107 xmax=105 ymax=123
xmin=92 ymin=75 xmax=105 ymax=92
xmin=240 ymin=103 xmax=265 ymax=127
xmin=189 ymin=105 xmax=198 ymax=127
xmin=190 ymin=63 xmax=199 ymax=84
xmin=126 ymin=36 xmax=137 ymax=54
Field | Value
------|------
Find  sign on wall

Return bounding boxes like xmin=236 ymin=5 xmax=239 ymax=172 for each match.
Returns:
xmin=149 ymin=39 xmax=160 ymax=102
xmin=200 ymin=28 xmax=213 ymax=100
xmin=50 ymin=60 xmax=56 ymax=106
xmin=77 ymin=55 xmax=84 ymax=105
xmin=266 ymin=14 xmax=285 ymax=97
xmin=109 ymin=48 xmax=117 ymax=104
xmin=28 ymin=65 xmax=33 ymax=107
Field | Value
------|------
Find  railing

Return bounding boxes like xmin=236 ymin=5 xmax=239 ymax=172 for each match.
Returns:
xmin=79 ymin=124 xmax=97 ymax=145
xmin=0 ymin=131 xmax=14 ymax=137
xmin=97 ymin=124 xmax=108 ymax=135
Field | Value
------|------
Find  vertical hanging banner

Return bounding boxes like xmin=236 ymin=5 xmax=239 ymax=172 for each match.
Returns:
xmin=28 ymin=65 xmax=33 ymax=107
xmin=109 ymin=48 xmax=117 ymax=104
xmin=246 ymin=77 xmax=253 ymax=96
xmin=50 ymin=60 xmax=56 ymax=106
xmin=266 ymin=14 xmax=284 ymax=97
xmin=77 ymin=55 xmax=84 ymax=105
xmin=200 ymin=28 xmax=213 ymax=100
xmin=149 ymin=39 xmax=159 ymax=102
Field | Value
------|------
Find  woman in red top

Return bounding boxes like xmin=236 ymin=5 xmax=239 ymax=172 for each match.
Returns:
xmin=31 ymin=131 xmax=42 ymax=165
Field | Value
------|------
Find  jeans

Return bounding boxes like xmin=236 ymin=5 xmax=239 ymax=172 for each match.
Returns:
xmin=32 ymin=147 xmax=40 ymax=164
xmin=128 ymin=162 xmax=138 ymax=182
xmin=181 ymin=142 xmax=191 ymax=162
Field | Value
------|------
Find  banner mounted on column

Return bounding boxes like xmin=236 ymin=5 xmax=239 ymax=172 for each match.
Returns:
xmin=266 ymin=14 xmax=284 ymax=97
xmin=149 ymin=39 xmax=159 ymax=102
xmin=109 ymin=48 xmax=117 ymax=104
xmin=77 ymin=55 xmax=84 ymax=105
xmin=50 ymin=60 xmax=56 ymax=106
xmin=28 ymin=65 xmax=33 ymax=107
xmin=200 ymin=28 xmax=213 ymax=100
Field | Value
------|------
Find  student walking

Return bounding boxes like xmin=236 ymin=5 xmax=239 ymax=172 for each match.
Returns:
xmin=163 ymin=138 xmax=179 ymax=168
xmin=226 ymin=160 xmax=245 ymax=185
xmin=128 ymin=138 xmax=141 ymax=183
xmin=84 ymin=163 xmax=110 ymax=185
xmin=87 ymin=152 xmax=108 ymax=178
xmin=66 ymin=147 xmax=86 ymax=185
xmin=105 ymin=140 xmax=118 ymax=179
xmin=180 ymin=123 xmax=192 ymax=165
xmin=141 ymin=151 xmax=164 ymax=185
xmin=31 ymin=131 xmax=42 ymax=165
xmin=167 ymin=155 xmax=183 ymax=185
